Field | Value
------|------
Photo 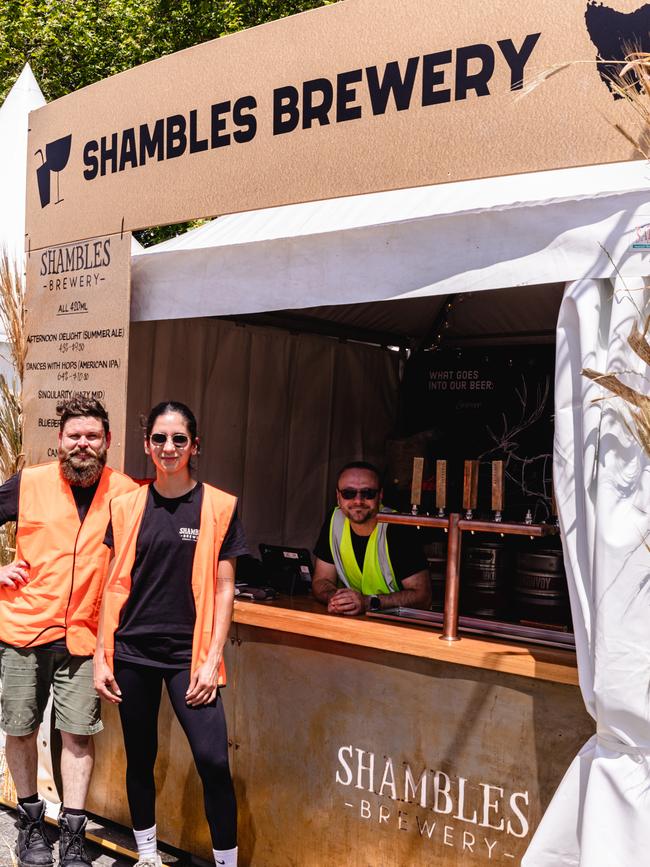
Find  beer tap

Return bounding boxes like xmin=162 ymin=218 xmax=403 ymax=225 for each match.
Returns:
xmin=435 ymin=460 xmax=447 ymax=518
xmin=491 ymin=460 xmax=504 ymax=523
xmin=411 ymin=456 xmax=424 ymax=516
xmin=463 ymin=460 xmax=479 ymax=521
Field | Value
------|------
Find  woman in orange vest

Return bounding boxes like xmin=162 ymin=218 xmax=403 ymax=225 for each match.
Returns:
xmin=93 ymin=401 xmax=247 ymax=867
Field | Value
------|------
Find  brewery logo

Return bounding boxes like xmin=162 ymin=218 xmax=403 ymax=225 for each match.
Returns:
xmin=585 ymin=1 xmax=650 ymax=98
xmin=335 ymin=745 xmax=531 ymax=861
xmin=79 ymin=32 xmax=541 ymax=184
xmin=179 ymin=526 xmax=200 ymax=542
xmin=35 ymin=134 xmax=72 ymax=208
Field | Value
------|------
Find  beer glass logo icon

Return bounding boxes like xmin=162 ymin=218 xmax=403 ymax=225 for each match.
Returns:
xmin=35 ymin=134 xmax=72 ymax=208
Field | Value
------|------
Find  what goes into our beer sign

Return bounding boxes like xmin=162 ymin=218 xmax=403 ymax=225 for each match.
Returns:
xmin=335 ymin=745 xmax=530 ymax=862
xmin=399 ymin=345 xmax=555 ymax=520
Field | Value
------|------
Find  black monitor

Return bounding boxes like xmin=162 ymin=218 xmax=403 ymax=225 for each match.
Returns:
xmin=259 ymin=544 xmax=313 ymax=595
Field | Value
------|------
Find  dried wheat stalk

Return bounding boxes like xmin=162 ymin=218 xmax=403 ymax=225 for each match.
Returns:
xmin=569 ymin=49 xmax=650 ymax=457
xmin=583 ymin=319 xmax=650 ymax=457
xmin=0 ymin=248 xmax=26 ymax=566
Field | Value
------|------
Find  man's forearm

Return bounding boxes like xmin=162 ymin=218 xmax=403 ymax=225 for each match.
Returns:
xmin=372 ymin=587 xmax=430 ymax=611
xmin=312 ymin=578 xmax=338 ymax=605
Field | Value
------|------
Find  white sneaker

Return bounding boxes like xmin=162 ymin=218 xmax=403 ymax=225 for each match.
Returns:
xmin=134 ymin=857 xmax=162 ymax=867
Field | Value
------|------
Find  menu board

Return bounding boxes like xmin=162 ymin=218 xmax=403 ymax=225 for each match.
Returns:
xmin=23 ymin=233 xmax=131 ymax=469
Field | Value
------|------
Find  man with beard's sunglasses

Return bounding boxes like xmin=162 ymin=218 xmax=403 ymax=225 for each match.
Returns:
xmin=0 ymin=395 xmax=137 ymax=867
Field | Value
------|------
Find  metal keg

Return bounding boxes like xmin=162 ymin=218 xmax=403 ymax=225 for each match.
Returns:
xmin=460 ymin=540 xmax=507 ymax=619
xmin=514 ymin=548 xmax=571 ymax=628
xmin=425 ymin=539 xmax=447 ymax=612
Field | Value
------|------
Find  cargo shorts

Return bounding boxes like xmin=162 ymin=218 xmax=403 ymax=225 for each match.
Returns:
xmin=0 ymin=643 xmax=102 ymax=737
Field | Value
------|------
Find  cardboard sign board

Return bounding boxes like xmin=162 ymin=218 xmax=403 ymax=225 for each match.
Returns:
xmin=23 ymin=233 xmax=131 ymax=469
xmin=25 ymin=0 xmax=648 ymax=250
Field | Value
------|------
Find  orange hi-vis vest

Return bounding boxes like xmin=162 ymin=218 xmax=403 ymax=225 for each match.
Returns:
xmin=0 ymin=461 xmax=137 ymax=654
xmin=103 ymin=482 xmax=236 ymax=681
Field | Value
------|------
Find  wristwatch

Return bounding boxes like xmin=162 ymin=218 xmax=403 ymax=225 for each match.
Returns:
xmin=368 ymin=595 xmax=381 ymax=612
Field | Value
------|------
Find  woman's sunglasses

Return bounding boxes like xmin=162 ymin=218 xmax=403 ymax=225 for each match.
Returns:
xmin=338 ymin=487 xmax=379 ymax=500
xmin=149 ymin=433 xmax=190 ymax=448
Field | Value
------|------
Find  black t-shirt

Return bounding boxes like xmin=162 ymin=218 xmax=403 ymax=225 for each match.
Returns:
xmin=313 ymin=509 xmax=427 ymax=589
xmin=0 ymin=470 xmax=100 ymax=653
xmin=105 ymin=482 xmax=248 ymax=668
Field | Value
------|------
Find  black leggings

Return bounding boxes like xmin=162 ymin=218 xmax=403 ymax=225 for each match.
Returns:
xmin=114 ymin=660 xmax=237 ymax=850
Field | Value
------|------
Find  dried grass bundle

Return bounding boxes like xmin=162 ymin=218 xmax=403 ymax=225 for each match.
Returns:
xmin=583 ymin=319 xmax=650 ymax=458
xmin=544 ymin=46 xmax=650 ymax=459
xmin=608 ymin=49 xmax=650 ymax=159
xmin=518 ymin=45 xmax=650 ymax=158
xmin=582 ymin=44 xmax=650 ymax=457
xmin=0 ymin=248 xmax=25 ymax=566
xmin=0 ymin=249 xmax=26 ymax=385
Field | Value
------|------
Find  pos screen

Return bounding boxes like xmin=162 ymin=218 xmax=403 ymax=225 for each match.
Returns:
xmin=259 ymin=544 xmax=313 ymax=595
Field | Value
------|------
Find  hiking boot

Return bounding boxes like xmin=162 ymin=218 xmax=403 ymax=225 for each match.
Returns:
xmin=15 ymin=800 xmax=54 ymax=867
xmin=57 ymin=814 xmax=91 ymax=867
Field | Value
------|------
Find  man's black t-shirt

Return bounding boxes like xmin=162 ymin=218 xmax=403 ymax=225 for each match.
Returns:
xmin=104 ymin=482 xmax=248 ymax=668
xmin=313 ymin=509 xmax=427 ymax=589
xmin=0 ymin=470 xmax=100 ymax=653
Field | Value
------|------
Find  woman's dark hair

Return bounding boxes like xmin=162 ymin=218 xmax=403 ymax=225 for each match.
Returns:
xmin=144 ymin=401 xmax=198 ymax=441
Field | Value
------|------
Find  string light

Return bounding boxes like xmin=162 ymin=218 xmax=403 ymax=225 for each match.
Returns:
xmin=427 ymin=293 xmax=465 ymax=351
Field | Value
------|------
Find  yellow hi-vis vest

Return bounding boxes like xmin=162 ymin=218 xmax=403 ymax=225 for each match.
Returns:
xmin=328 ymin=507 xmax=398 ymax=595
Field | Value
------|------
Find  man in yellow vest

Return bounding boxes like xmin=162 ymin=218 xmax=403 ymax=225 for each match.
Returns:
xmin=312 ymin=462 xmax=431 ymax=615
xmin=0 ymin=396 xmax=136 ymax=867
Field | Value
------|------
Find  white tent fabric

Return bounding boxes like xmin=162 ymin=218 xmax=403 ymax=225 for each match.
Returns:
xmin=523 ymin=276 xmax=650 ymax=866
xmin=131 ymin=161 xmax=650 ymax=323
xmin=0 ymin=64 xmax=45 ymax=266
xmin=0 ymin=64 xmax=45 ymax=363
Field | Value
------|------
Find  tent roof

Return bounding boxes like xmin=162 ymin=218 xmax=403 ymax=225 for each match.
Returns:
xmin=141 ymin=160 xmax=650 ymax=253
xmin=0 ymin=65 xmax=45 ymax=265
xmin=131 ymin=158 xmax=650 ymax=339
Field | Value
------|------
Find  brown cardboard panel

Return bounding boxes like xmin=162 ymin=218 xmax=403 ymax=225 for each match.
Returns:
xmin=87 ymin=623 xmax=592 ymax=863
xmin=23 ymin=233 xmax=131 ymax=469
xmin=25 ymin=0 xmax=647 ymax=250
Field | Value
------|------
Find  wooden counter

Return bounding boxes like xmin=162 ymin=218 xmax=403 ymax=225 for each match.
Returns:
xmin=81 ymin=597 xmax=591 ymax=866
xmin=233 ymin=596 xmax=579 ymax=685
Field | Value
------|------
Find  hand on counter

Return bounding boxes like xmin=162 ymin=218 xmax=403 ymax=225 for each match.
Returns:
xmin=328 ymin=588 xmax=366 ymax=616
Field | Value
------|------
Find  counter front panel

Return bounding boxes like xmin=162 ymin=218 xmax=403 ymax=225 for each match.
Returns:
xmin=88 ymin=601 xmax=593 ymax=865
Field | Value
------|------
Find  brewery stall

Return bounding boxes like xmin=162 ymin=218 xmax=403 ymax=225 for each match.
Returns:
xmin=73 ymin=162 xmax=647 ymax=865
xmin=15 ymin=0 xmax=650 ymax=858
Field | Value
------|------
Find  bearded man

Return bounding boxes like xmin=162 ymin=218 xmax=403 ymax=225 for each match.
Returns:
xmin=0 ymin=396 xmax=136 ymax=867
xmin=312 ymin=462 xmax=431 ymax=615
